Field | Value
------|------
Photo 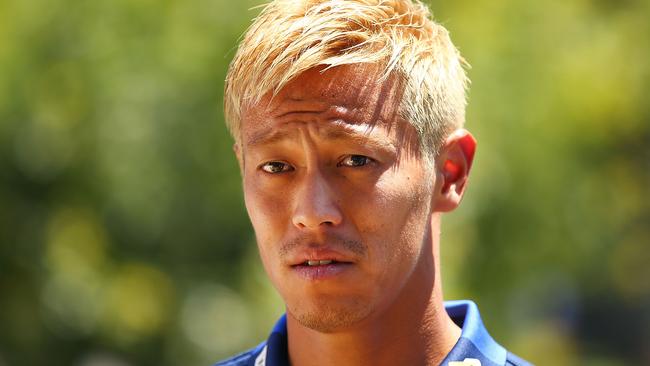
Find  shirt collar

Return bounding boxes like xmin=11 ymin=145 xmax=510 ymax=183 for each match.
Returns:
xmin=441 ymin=300 xmax=507 ymax=366
xmin=257 ymin=300 xmax=507 ymax=366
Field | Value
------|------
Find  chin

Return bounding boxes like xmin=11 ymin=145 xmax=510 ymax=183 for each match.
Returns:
xmin=288 ymin=296 xmax=373 ymax=333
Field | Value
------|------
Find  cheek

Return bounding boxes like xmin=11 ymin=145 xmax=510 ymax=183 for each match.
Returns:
xmin=375 ymin=170 xmax=429 ymax=220
xmin=243 ymin=181 xmax=290 ymax=290
xmin=243 ymin=178 xmax=291 ymax=249
xmin=363 ymin=169 xmax=432 ymax=263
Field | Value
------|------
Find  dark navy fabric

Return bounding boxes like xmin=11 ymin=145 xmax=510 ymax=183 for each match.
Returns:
xmin=214 ymin=300 xmax=532 ymax=366
xmin=265 ymin=315 xmax=290 ymax=366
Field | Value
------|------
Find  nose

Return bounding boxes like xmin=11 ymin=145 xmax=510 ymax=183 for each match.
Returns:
xmin=291 ymin=170 xmax=343 ymax=229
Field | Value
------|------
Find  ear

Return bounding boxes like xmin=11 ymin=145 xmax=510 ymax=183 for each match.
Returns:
xmin=233 ymin=143 xmax=244 ymax=175
xmin=432 ymin=129 xmax=476 ymax=212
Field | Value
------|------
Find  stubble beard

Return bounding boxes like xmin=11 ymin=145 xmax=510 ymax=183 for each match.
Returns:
xmin=288 ymin=296 xmax=373 ymax=333
xmin=277 ymin=234 xmax=373 ymax=333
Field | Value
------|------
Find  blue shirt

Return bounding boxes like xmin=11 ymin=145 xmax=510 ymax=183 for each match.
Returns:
xmin=214 ymin=300 xmax=532 ymax=366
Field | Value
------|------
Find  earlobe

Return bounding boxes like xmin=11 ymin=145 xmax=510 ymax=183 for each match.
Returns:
xmin=433 ymin=130 xmax=476 ymax=212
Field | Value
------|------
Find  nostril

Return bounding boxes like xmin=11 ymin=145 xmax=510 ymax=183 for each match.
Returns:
xmin=293 ymin=217 xmax=341 ymax=229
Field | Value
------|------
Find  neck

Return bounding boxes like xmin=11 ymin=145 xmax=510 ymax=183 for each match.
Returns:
xmin=286 ymin=214 xmax=461 ymax=366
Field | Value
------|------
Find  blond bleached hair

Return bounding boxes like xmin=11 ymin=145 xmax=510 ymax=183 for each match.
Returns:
xmin=224 ymin=0 xmax=469 ymax=158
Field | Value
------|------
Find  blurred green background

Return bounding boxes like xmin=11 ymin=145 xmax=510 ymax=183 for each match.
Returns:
xmin=1 ymin=0 xmax=648 ymax=365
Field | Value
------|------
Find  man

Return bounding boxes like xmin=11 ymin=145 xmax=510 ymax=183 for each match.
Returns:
xmin=217 ymin=0 xmax=531 ymax=365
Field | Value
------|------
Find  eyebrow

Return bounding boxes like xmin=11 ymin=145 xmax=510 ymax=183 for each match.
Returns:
xmin=246 ymin=123 xmax=396 ymax=153
xmin=247 ymin=128 xmax=297 ymax=147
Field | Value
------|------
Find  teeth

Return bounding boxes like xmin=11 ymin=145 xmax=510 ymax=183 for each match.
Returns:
xmin=306 ymin=260 xmax=334 ymax=266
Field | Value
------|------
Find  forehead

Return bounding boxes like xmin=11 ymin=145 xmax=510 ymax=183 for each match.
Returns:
xmin=240 ymin=64 xmax=406 ymax=144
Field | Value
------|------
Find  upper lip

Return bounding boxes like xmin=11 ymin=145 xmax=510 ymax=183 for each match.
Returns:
xmin=287 ymin=247 xmax=356 ymax=266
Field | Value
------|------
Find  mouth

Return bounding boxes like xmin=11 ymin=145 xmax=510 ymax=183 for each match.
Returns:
xmin=284 ymin=242 xmax=362 ymax=281
xmin=297 ymin=259 xmax=345 ymax=267
xmin=290 ymin=258 xmax=354 ymax=281
xmin=288 ymin=247 xmax=357 ymax=267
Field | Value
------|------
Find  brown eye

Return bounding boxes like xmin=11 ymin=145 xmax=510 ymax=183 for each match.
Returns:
xmin=261 ymin=161 xmax=292 ymax=173
xmin=339 ymin=155 xmax=372 ymax=167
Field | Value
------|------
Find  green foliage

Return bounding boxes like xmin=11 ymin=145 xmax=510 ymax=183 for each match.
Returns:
xmin=0 ymin=0 xmax=648 ymax=365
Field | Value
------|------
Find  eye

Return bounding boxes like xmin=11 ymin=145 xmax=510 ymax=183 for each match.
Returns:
xmin=260 ymin=161 xmax=293 ymax=174
xmin=338 ymin=155 xmax=373 ymax=167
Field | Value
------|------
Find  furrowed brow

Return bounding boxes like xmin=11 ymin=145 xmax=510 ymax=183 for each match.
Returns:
xmin=245 ymin=122 xmax=395 ymax=153
xmin=246 ymin=128 xmax=296 ymax=147
xmin=321 ymin=126 xmax=396 ymax=153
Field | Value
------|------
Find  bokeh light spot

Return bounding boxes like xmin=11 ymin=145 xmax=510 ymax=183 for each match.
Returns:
xmin=180 ymin=283 xmax=252 ymax=357
xmin=103 ymin=263 xmax=175 ymax=342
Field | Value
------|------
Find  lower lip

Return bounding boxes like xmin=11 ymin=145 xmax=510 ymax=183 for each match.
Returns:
xmin=291 ymin=263 xmax=353 ymax=281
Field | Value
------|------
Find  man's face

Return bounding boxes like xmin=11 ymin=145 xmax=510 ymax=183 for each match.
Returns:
xmin=238 ymin=65 xmax=438 ymax=333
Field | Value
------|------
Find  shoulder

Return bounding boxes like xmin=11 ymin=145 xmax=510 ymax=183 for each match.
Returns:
xmin=213 ymin=342 xmax=266 ymax=366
